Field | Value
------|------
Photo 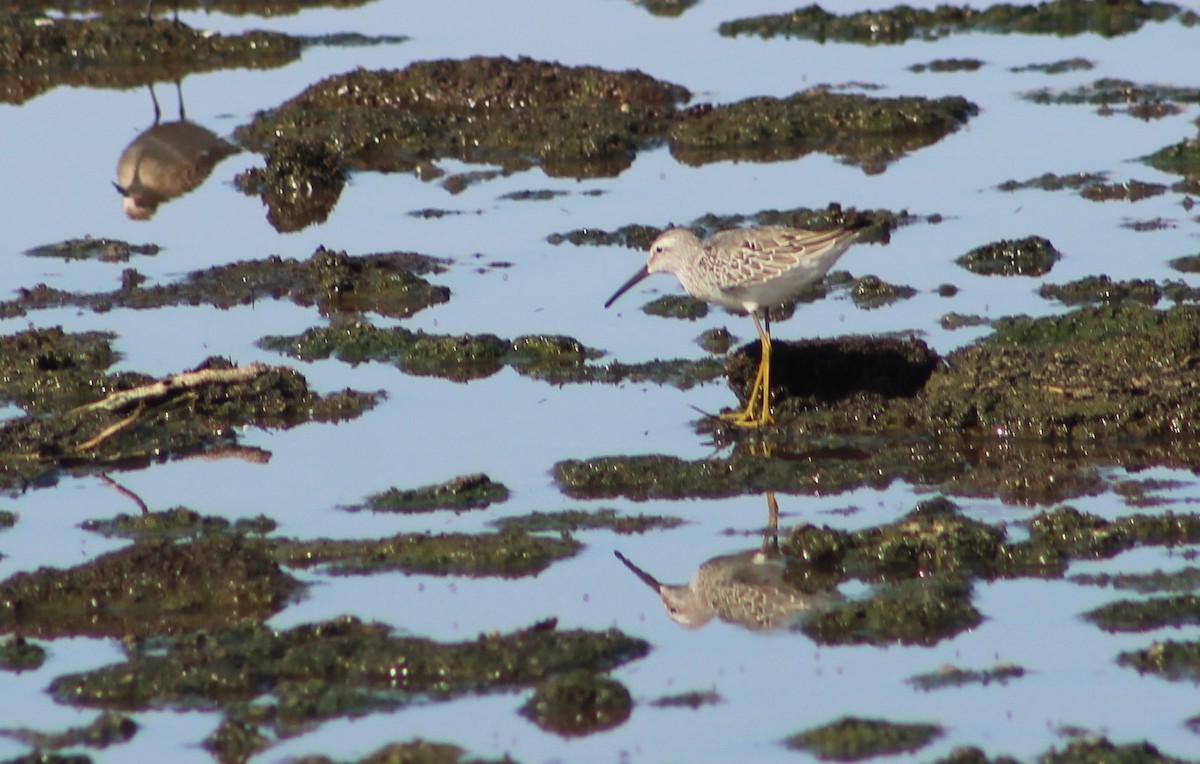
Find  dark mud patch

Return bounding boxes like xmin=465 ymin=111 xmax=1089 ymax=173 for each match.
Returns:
xmin=0 ymin=534 xmax=301 ymax=639
xmin=909 ymin=58 xmax=985 ymax=73
xmin=998 ymin=172 xmax=1167 ymax=202
xmin=346 ymin=474 xmax=510 ymax=514
xmin=696 ymin=327 xmax=736 ymax=354
xmin=1119 ymin=639 xmax=1200 ymax=682
xmin=233 ymin=139 xmax=348 ymax=233
xmin=1073 ymin=566 xmax=1200 ymax=594
xmin=850 ymin=276 xmax=917 ymax=309
xmin=719 ymin=1 xmax=1191 ymax=44
xmin=906 ymin=663 xmax=1026 ymax=691
xmin=12 ymin=0 xmax=374 ymax=16
xmin=562 ymin=311 xmax=1200 ymax=502
xmin=667 ymin=89 xmax=977 ymax=173
xmin=49 ymin=617 xmax=648 ymax=742
xmin=262 ymin=323 xmax=723 ymax=389
xmin=235 ymin=56 xmax=689 ymax=186
xmin=642 ymin=295 xmax=709 ymax=320
xmin=0 ymin=339 xmax=378 ymax=491
xmin=0 ymin=14 xmax=301 ymax=104
xmin=548 ymin=203 xmax=903 ymax=250
xmin=1022 ymin=78 xmax=1200 ymax=115
xmin=235 ymin=56 xmax=975 ymax=207
xmin=284 ymin=739 xmax=514 ymax=764
xmin=23 ymin=238 xmax=160 ymax=263
xmin=0 ymin=246 xmax=450 ymax=321
xmin=650 ymin=689 xmax=722 ymax=709
xmin=0 ymin=712 xmax=137 ymax=753
xmin=273 ymin=530 xmax=580 ymax=578
xmin=0 ymin=636 xmax=45 ymax=672
xmin=784 ymin=716 xmax=942 ymax=760
xmin=1038 ymin=276 xmax=1200 ymax=307
xmin=490 ymin=509 xmax=684 ymax=535
xmin=1011 ymin=57 xmax=1095 ymax=74
xmin=520 ymin=670 xmax=633 ymax=737
xmin=80 ymin=507 xmax=277 ymax=542
xmin=1085 ymin=594 xmax=1200 ymax=632
xmin=956 ymin=236 xmax=1061 ymax=276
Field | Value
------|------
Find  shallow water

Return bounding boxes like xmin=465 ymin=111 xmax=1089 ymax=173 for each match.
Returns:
xmin=4 ymin=1 xmax=1200 ymax=762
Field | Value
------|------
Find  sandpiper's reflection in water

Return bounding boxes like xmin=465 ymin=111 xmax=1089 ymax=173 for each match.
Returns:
xmin=615 ymin=493 xmax=840 ymax=631
xmin=114 ymin=82 xmax=239 ymax=220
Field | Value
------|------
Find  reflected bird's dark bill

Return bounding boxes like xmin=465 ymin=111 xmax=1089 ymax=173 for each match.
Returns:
xmin=604 ymin=265 xmax=651 ymax=308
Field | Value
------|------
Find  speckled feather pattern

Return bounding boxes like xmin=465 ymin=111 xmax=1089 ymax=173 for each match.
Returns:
xmin=651 ymin=226 xmax=862 ymax=312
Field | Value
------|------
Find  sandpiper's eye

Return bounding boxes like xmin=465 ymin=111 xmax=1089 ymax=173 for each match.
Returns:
xmin=653 ymin=245 xmax=664 ymax=255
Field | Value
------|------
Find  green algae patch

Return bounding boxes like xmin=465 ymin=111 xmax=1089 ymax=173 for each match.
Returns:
xmin=718 ymin=1 xmax=1188 ymax=44
xmin=1023 ymin=78 xmax=1200 ymax=108
xmin=560 ymin=303 xmax=1200 ymax=502
xmin=49 ymin=617 xmax=649 ymax=733
xmin=800 ymin=575 xmax=982 ymax=646
xmin=956 ymin=236 xmax=1061 ymax=276
xmin=0 ymin=327 xmax=120 ymax=413
xmin=262 ymin=322 xmax=722 ymax=389
xmin=351 ymin=474 xmax=510 ymax=514
xmin=1041 ymin=738 xmax=1193 ymax=764
xmin=650 ymin=689 xmax=722 ymax=709
xmin=906 ymin=663 xmax=1026 ymax=691
xmin=288 ymin=739 xmax=516 ymax=764
xmin=520 ymin=670 xmax=633 ymax=737
xmin=23 ymin=238 xmax=160 ymax=263
xmin=1037 ymin=276 xmax=1188 ymax=307
xmin=549 ymin=203 xmax=903 ymax=250
xmin=1085 ymin=594 xmax=1200 ymax=632
xmin=81 ymin=507 xmax=276 ymax=542
xmin=1119 ymin=639 xmax=1200 ymax=681
xmin=0 ymin=247 xmax=450 ymax=321
xmin=0 ymin=534 xmax=301 ymax=639
xmin=667 ymin=90 xmax=977 ymax=172
xmin=273 ymin=531 xmax=579 ymax=578
xmin=0 ymin=636 xmax=45 ymax=672
xmin=1073 ymin=567 xmax=1200 ymax=594
xmin=909 ymin=58 xmax=985 ymax=73
xmin=642 ymin=295 xmax=708 ymax=320
xmin=235 ymin=56 xmax=690 ymax=182
xmin=233 ymin=138 xmax=348 ymax=233
xmin=489 ymin=509 xmax=684 ymax=535
xmin=784 ymin=716 xmax=942 ymax=761
xmin=0 ymin=712 xmax=137 ymax=753
xmin=0 ymin=352 xmax=378 ymax=492
xmin=850 ymin=276 xmax=917 ymax=309
xmin=0 ymin=13 xmax=301 ymax=105
xmin=203 ymin=716 xmax=269 ymax=764
xmin=696 ymin=327 xmax=736 ymax=354
xmin=998 ymin=172 xmax=1166 ymax=202
xmin=1012 ymin=57 xmax=1095 ymax=74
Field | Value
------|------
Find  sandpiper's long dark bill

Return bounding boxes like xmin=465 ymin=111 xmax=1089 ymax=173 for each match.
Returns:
xmin=604 ymin=224 xmax=868 ymax=427
xmin=604 ymin=265 xmax=651 ymax=309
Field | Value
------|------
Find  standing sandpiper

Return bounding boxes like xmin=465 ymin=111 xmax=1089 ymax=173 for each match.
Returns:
xmin=605 ymin=224 xmax=867 ymax=426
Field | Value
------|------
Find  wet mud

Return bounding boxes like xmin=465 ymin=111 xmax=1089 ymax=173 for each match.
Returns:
xmin=347 ymin=473 xmax=510 ymax=514
xmin=0 ymin=14 xmax=301 ymax=105
xmin=0 ymin=340 xmax=378 ymax=491
xmin=0 ymin=247 xmax=450 ymax=321
xmin=519 ymin=670 xmax=633 ymax=737
xmin=719 ymin=1 xmax=1194 ymax=44
xmin=489 ymin=509 xmax=684 ymax=536
xmin=784 ymin=716 xmax=942 ymax=760
xmin=262 ymin=322 xmax=723 ymax=389
xmin=955 ymin=236 xmax=1061 ymax=276
xmin=906 ymin=663 xmax=1026 ymax=691
xmin=49 ymin=617 xmax=647 ymax=747
xmin=232 ymin=57 xmax=975 ymax=224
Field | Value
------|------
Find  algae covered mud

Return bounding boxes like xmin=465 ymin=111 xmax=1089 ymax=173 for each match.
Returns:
xmin=5 ymin=0 xmax=1200 ymax=762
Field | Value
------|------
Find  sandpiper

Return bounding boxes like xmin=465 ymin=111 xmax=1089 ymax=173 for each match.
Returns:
xmin=605 ymin=224 xmax=867 ymax=426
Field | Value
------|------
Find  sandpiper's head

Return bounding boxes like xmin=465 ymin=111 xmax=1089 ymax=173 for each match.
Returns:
xmin=645 ymin=228 xmax=702 ymax=275
xmin=604 ymin=228 xmax=701 ymax=309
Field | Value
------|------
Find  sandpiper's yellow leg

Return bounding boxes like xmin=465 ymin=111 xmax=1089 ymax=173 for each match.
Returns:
xmin=721 ymin=313 xmax=774 ymax=427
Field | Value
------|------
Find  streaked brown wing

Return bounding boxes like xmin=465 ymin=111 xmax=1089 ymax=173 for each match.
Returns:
xmin=705 ymin=227 xmax=852 ymax=289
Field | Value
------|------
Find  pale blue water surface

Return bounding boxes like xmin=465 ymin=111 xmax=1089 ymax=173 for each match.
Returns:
xmin=3 ymin=0 xmax=1200 ymax=761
